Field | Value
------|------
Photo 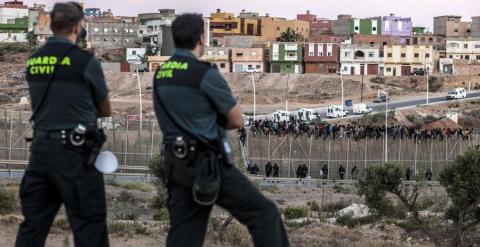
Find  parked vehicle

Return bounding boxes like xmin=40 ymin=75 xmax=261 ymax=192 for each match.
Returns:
xmin=353 ymin=103 xmax=373 ymax=114
xmin=327 ymin=105 xmax=348 ymax=118
xmin=243 ymin=67 xmax=258 ymax=73
xmin=411 ymin=68 xmax=426 ymax=76
xmin=272 ymin=110 xmax=291 ymax=122
xmin=373 ymin=95 xmax=390 ymax=103
xmin=446 ymin=87 xmax=467 ymax=100
xmin=295 ymin=108 xmax=318 ymax=122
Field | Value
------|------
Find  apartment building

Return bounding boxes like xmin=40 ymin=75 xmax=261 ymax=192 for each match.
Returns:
xmin=472 ymin=17 xmax=480 ymax=37
xmin=209 ymin=9 xmax=260 ymax=37
xmin=381 ymin=14 xmax=412 ymax=44
xmin=383 ymin=45 xmax=434 ymax=76
xmin=201 ymin=47 xmax=231 ymax=73
xmin=340 ymin=44 xmax=383 ymax=75
xmin=304 ymin=43 xmax=339 ymax=74
xmin=350 ymin=18 xmax=381 ymax=35
xmin=259 ymin=17 xmax=309 ymax=42
xmin=352 ymin=34 xmax=403 ymax=54
xmin=297 ymin=10 xmax=333 ymax=36
xmin=434 ymin=16 xmax=471 ymax=37
xmin=446 ymin=38 xmax=480 ymax=61
xmin=332 ymin=15 xmax=351 ymax=36
xmin=231 ymin=48 xmax=265 ymax=72
xmin=86 ymin=16 xmax=140 ymax=49
xmin=412 ymin=34 xmax=446 ymax=50
xmin=269 ymin=43 xmax=303 ymax=74
xmin=138 ymin=9 xmax=175 ymax=55
xmin=0 ymin=0 xmax=28 ymax=24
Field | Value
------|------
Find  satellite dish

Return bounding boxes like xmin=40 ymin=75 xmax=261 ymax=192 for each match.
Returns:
xmin=95 ymin=151 xmax=118 ymax=174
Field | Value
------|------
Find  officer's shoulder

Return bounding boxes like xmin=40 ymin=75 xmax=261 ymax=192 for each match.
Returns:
xmin=197 ymin=60 xmax=218 ymax=70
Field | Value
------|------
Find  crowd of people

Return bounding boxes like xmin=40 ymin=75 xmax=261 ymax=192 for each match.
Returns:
xmin=242 ymin=119 xmax=475 ymax=142
xmin=248 ymin=161 xmax=435 ymax=181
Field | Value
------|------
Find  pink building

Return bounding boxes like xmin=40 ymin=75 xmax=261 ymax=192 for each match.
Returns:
xmin=231 ymin=48 xmax=266 ymax=72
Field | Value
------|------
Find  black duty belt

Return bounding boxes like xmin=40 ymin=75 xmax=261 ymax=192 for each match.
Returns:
xmin=34 ymin=129 xmax=72 ymax=140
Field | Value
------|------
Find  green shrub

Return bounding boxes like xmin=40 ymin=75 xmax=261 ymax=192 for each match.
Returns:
xmin=336 ymin=214 xmax=378 ymax=228
xmin=110 ymin=204 xmax=141 ymax=221
xmin=106 ymin=179 xmax=120 ymax=187
xmin=285 ymin=219 xmax=311 ymax=230
xmin=117 ymin=190 xmax=135 ymax=204
xmin=108 ymin=221 xmax=148 ymax=236
xmin=153 ymin=208 xmax=169 ymax=221
xmin=321 ymin=201 xmax=349 ymax=213
xmin=122 ymin=182 xmax=151 ymax=192
xmin=282 ymin=207 xmax=308 ymax=220
xmin=260 ymin=185 xmax=279 ymax=194
xmin=370 ymin=76 xmax=385 ymax=84
xmin=0 ymin=188 xmax=16 ymax=215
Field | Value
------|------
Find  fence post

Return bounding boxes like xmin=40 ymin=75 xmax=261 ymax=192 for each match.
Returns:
xmin=308 ymin=135 xmax=313 ymax=178
xmin=8 ymin=111 xmax=13 ymax=179
xmin=124 ymin=116 xmax=128 ymax=166
xmin=364 ymin=138 xmax=368 ymax=174
xmin=414 ymin=140 xmax=418 ymax=175
xmin=267 ymin=133 xmax=271 ymax=161
xmin=288 ymin=135 xmax=292 ymax=178
xmin=346 ymin=138 xmax=350 ymax=179
xmin=327 ymin=139 xmax=331 ymax=180
xmin=398 ymin=137 xmax=402 ymax=161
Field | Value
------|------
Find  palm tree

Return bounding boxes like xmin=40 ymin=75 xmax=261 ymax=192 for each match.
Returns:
xmin=277 ymin=27 xmax=305 ymax=42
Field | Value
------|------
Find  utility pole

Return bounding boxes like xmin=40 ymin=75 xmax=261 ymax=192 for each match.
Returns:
xmin=340 ymin=72 xmax=344 ymax=106
xmin=361 ymin=73 xmax=364 ymax=103
xmin=251 ymin=71 xmax=256 ymax=121
xmin=285 ymin=72 xmax=289 ymax=112
xmin=469 ymin=51 xmax=473 ymax=92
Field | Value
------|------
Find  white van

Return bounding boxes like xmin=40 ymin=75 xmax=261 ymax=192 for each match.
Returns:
xmin=446 ymin=88 xmax=467 ymax=100
xmin=327 ymin=105 xmax=348 ymax=118
xmin=353 ymin=103 xmax=373 ymax=115
xmin=272 ymin=110 xmax=291 ymax=122
xmin=296 ymin=108 xmax=318 ymax=121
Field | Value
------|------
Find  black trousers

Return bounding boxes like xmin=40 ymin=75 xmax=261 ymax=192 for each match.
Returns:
xmin=15 ymin=137 xmax=109 ymax=247
xmin=164 ymin=151 xmax=290 ymax=247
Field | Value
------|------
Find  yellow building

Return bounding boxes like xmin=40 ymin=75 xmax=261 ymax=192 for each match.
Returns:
xmin=259 ymin=17 xmax=310 ymax=42
xmin=209 ymin=9 xmax=260 ymax=37
xmin=384 ymin=45 xmax=434 ymax=76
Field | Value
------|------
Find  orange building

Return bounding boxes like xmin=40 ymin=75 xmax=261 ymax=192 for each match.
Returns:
xmin=258 ymin=16 xmax=310 ymax=42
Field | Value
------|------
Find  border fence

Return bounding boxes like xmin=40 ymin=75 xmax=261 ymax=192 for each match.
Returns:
xmin=0 ymin=109 xmax=479 ymax=181
xmin=245 ymin=131 xmax=480 ymax=181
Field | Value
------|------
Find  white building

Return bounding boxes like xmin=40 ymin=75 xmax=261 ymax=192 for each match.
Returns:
xmin=138 ymin=9 xmax=175 ymax=48
xmin=340 ymin=44 xmax=384 ymax=75
xmin=126 ymin=48 xmax=147 ymax=64
xmin=446 ymin=38 xmax=480 ymax=61
xmin=0 ymin=2 xmax=28 ymax=24
xmin=0 ymin=32 xmax=26 ymax=42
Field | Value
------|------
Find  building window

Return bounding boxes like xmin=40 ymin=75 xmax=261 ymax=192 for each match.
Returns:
xmin=132 ymin=50 xmax=136 ymax=55
xmin=309 ymin=52 xmax=314 ymax=56
xmin=426 ymin=53 xmax=430 ymax=58
xmin=103 ymin=28 xmax=108 ymax=32
xmin=345 ymin=52 xmax=350 ymax=57
xmin=475 ymin=44 xmax=480 ymax=48
xmin=130 ymin=29 xmax=134 ymax=33
xmin=449 ymin=55 xmax=453 ymax=58
xmin=368 ymin=52 xmax=374 ymax=58
xmin=124 ymin=29 xmax=129 ymax=33
xmin=387 ymin=53 xmax=392 ymax=57
xmin=218 ymin=50 xmax=225 ymax=55
xmin=421 ymin=37 xmax=425 ymax=42
xmin=477 ymin=55 xmax=480 ymax=60
xmin=464 ymin=44 xmax=468 ymax=49
xmin=256 ymin=65 xmax=261 ymax=69
xmin=414 ymin=53 xmax=419 ymax=58
xmin=465 ymin=55 xmax=470 ymax=60
xmin=454 ymin=28 xmax=458 ymax=32
xmin=383 ymin=42 xmax=387 ymax=46
xmin=327 ymin=52 xmax=332 ymax=56
xmin=437 ymin=38 xmax=442 ymax=42
xmin=207 ymin=50 xmax=213 ymax=56
xmin=276 ymin=27 xmax=280 ymax=31
xmin=113 ymin=28 xmax=118 ymax=33
xmin=355 ymin=26 xmax=359 ymax=31
xmin=236 ymin=52 xmax=243 ymax=57
xmin=401 ymin=53 xmax=406 ymax=58
xmin=252 ymin=51 xmax=257 ymax=56
xmin=103 ymin=38 xmax=108 ymax=41
xmin=319 ymin=51 xmax=324 ymax=56
xmin=370 ymin=42 xmax=374 ymax=47
xmin=372 ymin=27 xmax=377 ymax=32
xmin=220 ymin=63 xmax=225 ymax=68
xmin=125 ymin=39 xmax=130 ymax=43
xmin=429 ymin=37 xmax=433 ymax=42
xmin=286 ymin=65 xmax=292 ymax=69
xmin=94 ymin=28 xmax=99 ymax=32
xmin=386 ymin=68 xmax=391 ymax=72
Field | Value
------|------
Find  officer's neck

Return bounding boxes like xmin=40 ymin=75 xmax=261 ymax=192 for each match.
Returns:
xmin=53 ymin=33 xmax=76 ymax=44
xmin=190 ymin=46 xmax=203 ymax=59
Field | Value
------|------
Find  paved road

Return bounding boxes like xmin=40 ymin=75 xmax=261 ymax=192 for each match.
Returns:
xmin=315 ymin=90 xmax=480 ymax=120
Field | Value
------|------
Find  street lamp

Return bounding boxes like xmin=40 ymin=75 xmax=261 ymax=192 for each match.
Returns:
xmin=132 ymin=69 xmax=143 ymax=132
xmin=379 ymin=90 xmax=389 ymax=164
xmin=340 ymin=71 xmax=344 ymax=107
xmin=250 ymin=71 xmax=256 ymax=121
xmin=423 ymin=48 xmax=429 ymax=105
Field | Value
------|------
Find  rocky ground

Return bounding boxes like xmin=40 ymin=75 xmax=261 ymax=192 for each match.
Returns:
xmin=0 ymin=179 xmax=464 ymax=247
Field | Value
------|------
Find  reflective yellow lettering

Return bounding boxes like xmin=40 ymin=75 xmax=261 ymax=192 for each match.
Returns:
xmin=29 ymin=66 xmax=36 ymax=75
xmin=34 ymin=57 xmax=42 ymax=65
xmin=180 ymin=63 xmax=188 ymax=70
xmin=61 ymin=57 xmax=71 ymax=66
xmin=49 ymin=56 xmax=57 ymax=65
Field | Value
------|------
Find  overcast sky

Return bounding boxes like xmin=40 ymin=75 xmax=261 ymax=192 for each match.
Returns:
xmin=23 ymin=0 xmax=479 ymax=30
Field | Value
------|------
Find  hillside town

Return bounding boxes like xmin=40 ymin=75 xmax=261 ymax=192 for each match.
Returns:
xmin=1 ymin=0 xmax=479 ymax=77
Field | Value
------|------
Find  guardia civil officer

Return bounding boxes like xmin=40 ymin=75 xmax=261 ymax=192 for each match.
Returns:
xmin=16 ymin=2 xmax=111 ymax=247
xmin=153 ymin=14 xmax=290 ymax=247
